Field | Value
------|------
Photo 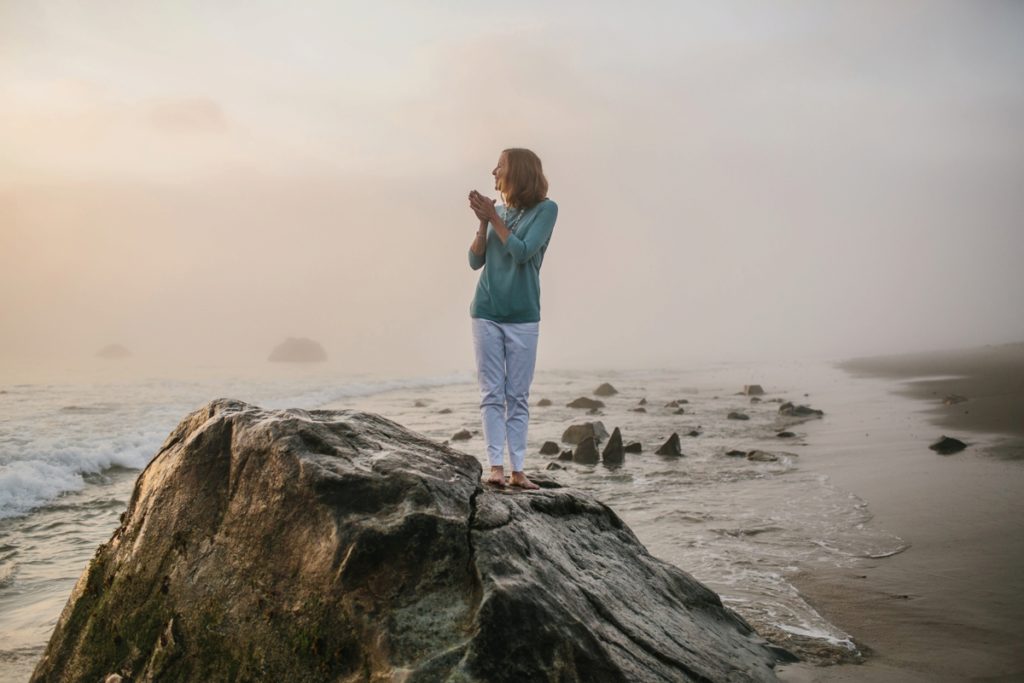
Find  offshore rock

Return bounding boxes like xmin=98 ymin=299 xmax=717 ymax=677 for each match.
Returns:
xmin=267 ymin=337 xmax=328 ymax=363
xmin=572 ymin=436 xmax=600 ymax=465
xmin=562 ymin=421 xmax=609 ymax=446
xmin=655 ymin=433 xmax=683 ymax=457
xmin=594 ymin=382 xmax=619 ymax=397
xmin=602 ymin=427 xmax=625 ymax=466
xmin=567 ymin=396 xmax=605 ymax=410
xmin=32 ymin=399 xmax=785 ymax=683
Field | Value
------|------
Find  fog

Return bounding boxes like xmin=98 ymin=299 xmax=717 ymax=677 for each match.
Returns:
xmin=3 ymin=1 xmax=1023 ymax=380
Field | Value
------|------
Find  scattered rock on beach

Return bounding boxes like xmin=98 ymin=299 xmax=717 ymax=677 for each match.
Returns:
xmin=573 ymin=436 xmax=600 ymax=465
xmin=537 ymin=398 xmax=552 ymax=407
xmin=779 ymin=402 xmax=824 ymax=418
xmin=728 ymin=412 xmax=750 ymax=421
xmin=631 ymin=407 xmax=647 ymax=413
xmin=438 ymin=408 xmax=452 ymax=414
xmin=30 ymin=399 xmax=787 ymax=682
xmin=568 ymin=396 xmax=605 ymax=410
xmin=539 ymin=441 xmax=560 ymax=455
xmin=776 ymin=431 xmax=796 ymax=438
xmin=562 ymin=422 xmax=609 ymax=445
xmin=743 ymin=385 xmax=765 ymax=396
xmin=267 ymin=337 xmax=327 ymax=363
xmin=655 ymin=433 xmax=683 ymax=457
xmin=930 ymin=435 xmax=967 ymax=455
xmin=624 ymin=441 xmax=643 ymax=454
xmin=594 ymin=382 xmax=618 ymax=397
xmin=602 ymin=428 xmax=625 ymax=466
xmin=451 ymin=429 xmax=472 ymax=441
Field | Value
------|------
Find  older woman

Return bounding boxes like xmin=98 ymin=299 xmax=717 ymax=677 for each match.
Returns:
xmin=468 ymin=148 xmax=558 ymax=489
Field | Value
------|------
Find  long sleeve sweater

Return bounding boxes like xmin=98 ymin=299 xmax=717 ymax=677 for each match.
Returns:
xmin=468 ymin=198 xmax=558 ymax=323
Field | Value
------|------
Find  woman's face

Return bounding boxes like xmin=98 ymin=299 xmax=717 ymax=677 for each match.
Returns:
xmin=492 ymin=152 xmax=508 ymax=194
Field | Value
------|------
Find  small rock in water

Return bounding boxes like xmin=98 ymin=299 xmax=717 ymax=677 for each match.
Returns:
xmin=451 ymin=429 xmax=473 ymax=441
xmin=594 ymin=382 xmax=618 ymax=397
xmin=567 ymin=397 xmax=605 ymax=410
xmin=664 ymin=400 xmax=681 ymax=408
xmin=725 ymin=450 xmax=746 ymax=457
xmin=749 ymin=397 xmax=762 ymax=404
xmin=573 ymin=436 xmax=600 ymax=465
xmin=562 ymin=422 xmax=609 ymax=445
xmin=929 ymin=435 xmax=967 ymax=455
xmin=539 ymin=441 xmax=560 ymax=455
xmin=686 ymin=429 xmax=701 ymax=437
xmin=776 ymin=431 xmax=796 ymax=438
xmin=414 ymin=400 xmax=428 ymax=408
xmin=743 ymin=385 xmax=765 ymax=396
xmin=602 ymin=428 xmax=625 ymax=466
xmin=546 ymin=462 xmax=564 ymax=471
xmin=537 ymin=398 xmax=553 ymax=407
xmin=673 ymin=408 xmax=686 ymax=415
xmin=631 ymin=407 xmax=647 ymax=413
xmin=638 ymin=397 xmax=648 ymax=406
xmin=727 ymin=412 xmax=750 ymax=421
xmin=624 ymin=441 xmax=642 ymax=454
xmin=779 ymin=402 xmax=824 ymax=418
xmin=655 ymin=433 xmax=682 ymax=457
xmin=746 ymin=450 xmax=779 ymax=462
xmin=943 ymin=394 xmax=968 ymax=405
xmin=438 ymin=408 xmax=453 ymax=414
xmin=587 ymin=408 xmax=603 ymax=415
xmin=558 ymin=449 xmax=573 ymax=461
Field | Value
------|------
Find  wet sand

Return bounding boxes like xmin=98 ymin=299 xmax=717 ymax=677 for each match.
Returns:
xmin=778 ymin=342 xmax=1024 ymax=682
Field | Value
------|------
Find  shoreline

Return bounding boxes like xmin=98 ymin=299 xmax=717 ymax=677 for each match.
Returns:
xmin=778 ymin=342 xmax=1024 ymax=682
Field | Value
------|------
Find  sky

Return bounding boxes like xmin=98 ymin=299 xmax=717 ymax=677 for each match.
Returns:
xmin=2 ymin=0 xmax=1023 ymax=378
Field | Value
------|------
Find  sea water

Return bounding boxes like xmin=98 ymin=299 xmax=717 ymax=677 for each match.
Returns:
xmin=0 ymin=358 xmax=915 ymax=679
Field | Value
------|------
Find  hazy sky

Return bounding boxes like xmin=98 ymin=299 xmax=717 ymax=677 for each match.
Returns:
xmin=2 ymin=1 xmax=1023 ymax=377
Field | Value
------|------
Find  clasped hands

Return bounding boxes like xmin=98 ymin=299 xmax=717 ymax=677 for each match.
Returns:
xmin=468 ymin=190 xmax=499 ymax=223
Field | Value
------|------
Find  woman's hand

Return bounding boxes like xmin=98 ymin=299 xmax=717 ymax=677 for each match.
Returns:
xmin=468 ymin=190 xmax=498 ymax=223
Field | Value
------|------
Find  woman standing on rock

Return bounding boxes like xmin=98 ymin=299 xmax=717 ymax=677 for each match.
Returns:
xmin=467 ymin=148 xmax=558 ymax=490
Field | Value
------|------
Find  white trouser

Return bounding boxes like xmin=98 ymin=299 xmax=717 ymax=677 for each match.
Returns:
xmin=471 ymin=318 xmax=539 ymax=472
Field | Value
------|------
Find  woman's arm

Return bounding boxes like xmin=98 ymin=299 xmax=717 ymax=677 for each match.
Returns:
xmin=468 ymin=219 xmax=487 ymax=270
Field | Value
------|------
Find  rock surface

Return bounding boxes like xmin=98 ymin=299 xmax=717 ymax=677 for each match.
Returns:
xmin=539 ymin=440 xmax=561 ymax=455
xmin=655 ymin=433 xmax=683 ymax=457
xmin=594 ymin=382 xmax=619 ymax=397
xmin=32 ymin=400 xmax=786 ymax=681
xmin=267 ymin=337 xmax=328 ymax=363
xmin=572 ymin=436 xmax=600 ymax=465
xmin=567 ymin=396 xmax=605 ymax=410
xmin=602 ymin=427 xmax=625 ymax=466
xmin=930 ymin=435 xmax=968 ymax=455
xmin=562 ymin=421 xmax=609 ymax=445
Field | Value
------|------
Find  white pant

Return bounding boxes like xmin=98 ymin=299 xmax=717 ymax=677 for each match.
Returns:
xmin=471 ymin=318 xmax=539 ymax=472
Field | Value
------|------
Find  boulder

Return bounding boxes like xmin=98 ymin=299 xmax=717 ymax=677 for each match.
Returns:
xmin=30 ymin=399 xmax=785 ymax=682
xmin=562 ymin=422 xmax=609 ymax=446
xmin=452 ymin=429 xmax=473 ymax=441
xmin=776 ymin=431 xmax=796 ymax=439
xmin=778 ymin=402 xmax=824 ymax=418
xmin=655 ymin=433 xmax=682 ymax=457
xmin=438 ymin=408 xmax=453 ymax=414
xmin=727 ymin=412 xmax=750 ymax=421
xmin=567 ymin=397 xmax=605 ymax=410
xmin=95 ymin=344 xmax=132 ymax=360
xmin=631 ymin=407 xmax=647 ymax=413
xmin=726 ymin=450 xmax=747 ymax=457
xmin=930 ymin=435 xmax=967 ymax=455
xmin=267 ymin=337 xmax=328 ymax=363
xmin=539 ymin=441 xmax=560 ymax=455
xmin=572 ymin=436 xmax=600 ymax=465
xmin=743 ymin=385 xmax=765 ymax=396
xmin=624 ymin=441 xmax=642 ymax=454
xmin=537 ymin=398 xmax=553 ymax=407
xmin=558 ymin=449 xmax=574 ymax=461
xmin=638 ymin=397 xmax=647 ymax=406
xmin=602 ymin=428 xmax=625 ymax=466
xmin=594 ymin=383 xmax=618 ymax=397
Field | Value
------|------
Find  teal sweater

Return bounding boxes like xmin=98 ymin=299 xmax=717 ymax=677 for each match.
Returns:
xmin=468 ymin=199 xmax=558 ymax=323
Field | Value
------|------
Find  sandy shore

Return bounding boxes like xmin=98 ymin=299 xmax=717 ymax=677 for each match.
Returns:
xmin=777 ymin=342 xmax=1024 ymax=682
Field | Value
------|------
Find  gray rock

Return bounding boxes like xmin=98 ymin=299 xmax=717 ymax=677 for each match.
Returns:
xmin=30 ymin=399 xmax=785 ymax=682
xmin=749 ymin=397 xmax=762 ymax=404
xmin=562 ymin=422 xmax=609 ymax=446
xmin=267 ymin=337 xmax=327 ymax=363
xmin=930 ymin=435 xmax=967 ymax=455
xmin=687 ymin=429 xmax=701 ymax=437
xmin=539 ymin=441 xmax=560 ymax=455
xmin=673 ymin=408 xmax=685 ymax=415
xmin=602 ymin=428 xmax=625 ymax=466
xmin=726 ymin=450 xmax=747 ymax=457
xmin=537 ymin=398 xmax=553 ymax=407
xmin=558 ymin=449 xmax=574 ymax=461
xmin=638 ymin=397 xmax=647 ymax=406
xmin=414 ymin=400 xmax=428 ymax=408
xmin=624 ymin=441 xmax=642 ymax=454
xmin=655 ymin=433 xmax=682 ymax=457
xmin=546 ymin=462 xmax=564 ymax=471
xmin=779 ymin=402 xmax=824 ymax=418
xmin=594 ymin=383 xmax=618 ymax=397
xmin=746 ymin=450 xmax=779 ymax=462
xmin=568 ymin=397 xmax=605 ymax=410
xmin=776 ymin=431 xmax=796 ymax=438
xmin=728 ymin=412 xmax=750 ymax=421
xmin=452 ymin=429 xmax=473 ymax=441
xmin=438 ymin=408 xmax=453 ymax=414
xmin=631 ymin=407 xmax=647 ymax=413
xmin=573 ymin=436 xmax=600 ymax=465
xmin=743 ymin=385 xmax=765 ymax=396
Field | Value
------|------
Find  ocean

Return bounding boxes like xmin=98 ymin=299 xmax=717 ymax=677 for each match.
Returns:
xmin=0 ymin=358 xmax=920 ymax=680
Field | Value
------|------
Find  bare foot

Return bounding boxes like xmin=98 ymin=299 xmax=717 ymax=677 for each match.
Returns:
xmin=509 ymin=472 xmax=540 ymax=490
xmin=484 ymin=466 xmax=506 ymax=488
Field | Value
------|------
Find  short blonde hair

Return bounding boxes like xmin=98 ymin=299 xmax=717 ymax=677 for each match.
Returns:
xmin=502 ymin=148 xmax=549 ymax=209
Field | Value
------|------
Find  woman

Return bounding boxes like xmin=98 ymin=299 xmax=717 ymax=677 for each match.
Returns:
xmin=467 ymin=148 xmax=558 ymax=490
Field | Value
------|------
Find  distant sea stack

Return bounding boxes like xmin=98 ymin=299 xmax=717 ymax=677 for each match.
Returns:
xmin=31 ymin=400 xmax=788 ymax=682
xmin=267 ymin=337 xmax=327 ymax=363
xmin=95 ymin=344 xmax=132 ymax=360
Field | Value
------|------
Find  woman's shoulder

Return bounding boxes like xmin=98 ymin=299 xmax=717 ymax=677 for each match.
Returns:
xmin=536 ymin=198 xmax=557 ymax=212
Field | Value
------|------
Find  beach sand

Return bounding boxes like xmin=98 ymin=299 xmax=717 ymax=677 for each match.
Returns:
xmin=778 ymin=342 xmax=1024 ymax=682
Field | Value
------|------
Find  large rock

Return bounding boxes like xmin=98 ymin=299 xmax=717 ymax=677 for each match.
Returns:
xmin=602 ymin=427 xmax=625 ymax=466
xmin=594 ymin=382 xmax=619 ymax=397
xmin=267 ymin=337 xmax=328 ymax=363
xmin=567 ymin=397 xmax=605 ymax=410
xmin=561 ymin=421 xmax=609 ymax=445
xmin=930 ymin=435 xmax=967 ymax=455
xmin=572 ymin=436 xmax=600 ymax=465
xmin=655 ymin=433 xmax=683 ymax=457
xmin=31 ymin=399 xmax=785 ymax=681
